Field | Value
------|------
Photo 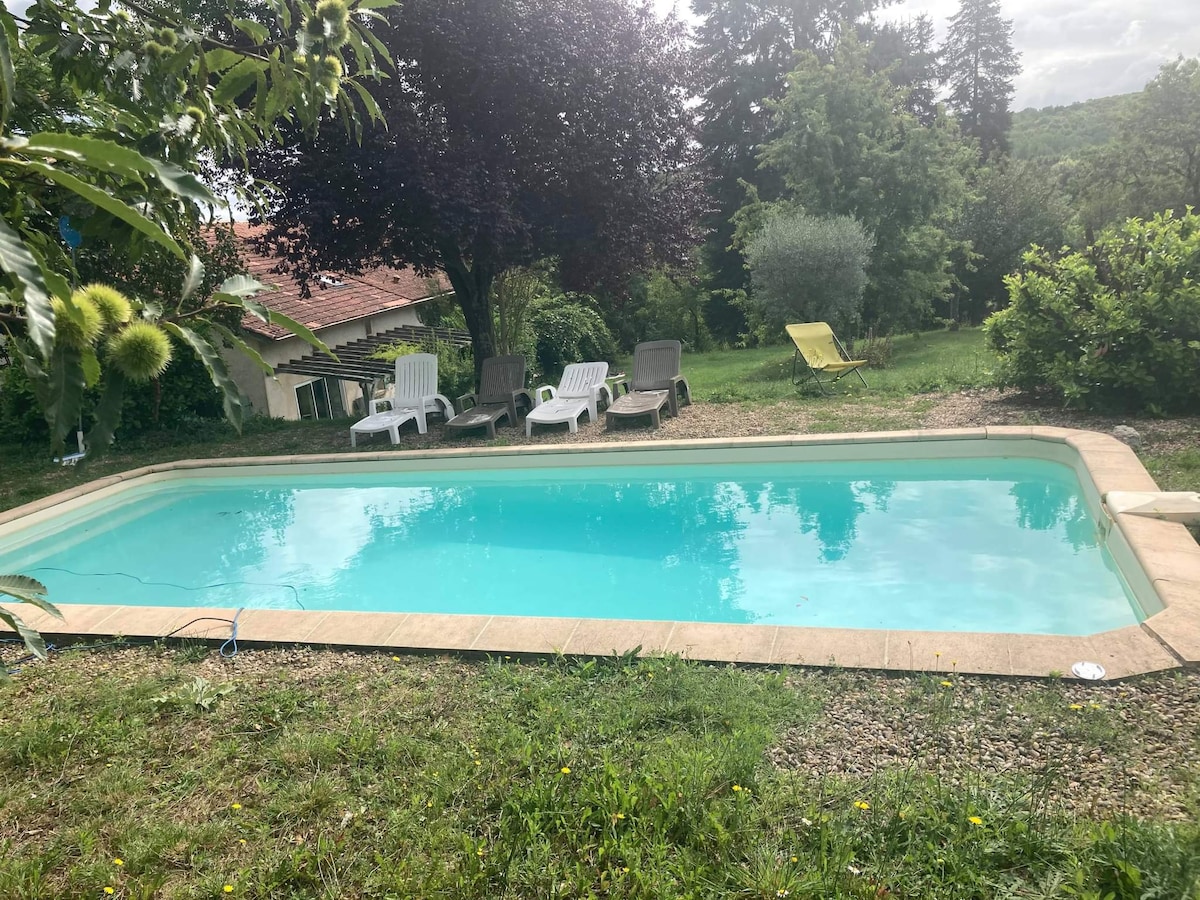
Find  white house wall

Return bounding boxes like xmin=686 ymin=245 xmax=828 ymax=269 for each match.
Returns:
xmin=223 ymin=307 xmax=425 ymax=421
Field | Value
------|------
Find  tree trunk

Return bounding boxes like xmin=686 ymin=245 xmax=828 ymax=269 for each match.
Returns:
xmin=440 ymin=245 xmax=496 ymax=385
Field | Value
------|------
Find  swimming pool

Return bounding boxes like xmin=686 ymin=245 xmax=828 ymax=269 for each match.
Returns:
xmin=0 ymin=457 xmax=1140 ymax=635
xmin=1 ymin=429 xmax=1195 ymax=676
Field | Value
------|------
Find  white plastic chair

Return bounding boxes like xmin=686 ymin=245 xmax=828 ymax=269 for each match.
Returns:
xmin=525 ymin=361 xmax=611 ymax=436
xmin=369 ymin=352 xmax=455 ymax=434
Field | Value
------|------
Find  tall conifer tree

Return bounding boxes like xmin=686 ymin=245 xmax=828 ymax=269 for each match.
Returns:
xmin=939 ymin=0 xmax=1021 ymax=160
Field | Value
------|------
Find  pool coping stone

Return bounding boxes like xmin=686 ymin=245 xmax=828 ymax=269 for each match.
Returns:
xmin=3 ymin=427 xmax=1198 ymax=680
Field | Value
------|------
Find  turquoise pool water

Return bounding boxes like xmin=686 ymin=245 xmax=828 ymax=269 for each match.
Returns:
xmin=0 ymin=458 xmax=1140 ymax=635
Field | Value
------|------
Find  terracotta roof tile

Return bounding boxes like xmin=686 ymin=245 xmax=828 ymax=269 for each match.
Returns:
xmin=219 ymin=224 xmax=451 ymax=340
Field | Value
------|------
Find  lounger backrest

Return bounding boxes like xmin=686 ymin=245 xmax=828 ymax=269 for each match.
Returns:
xmin=478 ymin=355 xmax=527 ymax=403
xmin=557 ymin=361 xmax=609 ymax=399
xmin=393 ymin=353 xmax=439 ymax=406
xmin=630 ymin=340 xmax=682 ymax=392
xmin=786 ymin=323 xmax=843 ymax=369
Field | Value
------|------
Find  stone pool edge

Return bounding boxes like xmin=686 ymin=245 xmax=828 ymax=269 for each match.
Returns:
xmin=3 ymin=427 xmax=1197 ymax=680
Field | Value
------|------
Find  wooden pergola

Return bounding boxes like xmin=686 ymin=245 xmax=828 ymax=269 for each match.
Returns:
xmin=273 ymin=324 xmax=472 ymax=409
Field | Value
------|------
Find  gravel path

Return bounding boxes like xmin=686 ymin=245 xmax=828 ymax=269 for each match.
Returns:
xmin=769 ymin=670 xmax=1200 ymax=821
xmin=357 ymin=387 xmax=1200 ymax=451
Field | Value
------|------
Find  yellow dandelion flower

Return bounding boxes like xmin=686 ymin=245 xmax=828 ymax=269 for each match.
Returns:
xmin=113 ymin=858 xmax=124 ymax=866
xmin=622 ymin=867 xmax=630 ymax=873
xmin=223 ymin=887 xmax=234 ymax=894
xmin=238 ymin=839 xmax=247 ymax=846
xmin=854 ymin=800 xmax=870 ymax=810
xmin=391 ymin=656 xmax=401 ymax=662
xmin=968 ymin=816 xmax=983 ymax=826
xmin=732 ymin=784 xmax=742 ymax=792
xmin=560 ymin=766 xmax=571 ymax=775
xmin=1069 ymin=703 xmax=1083 ymax=710
xmin=474 ymin=760 xmax=482 ymax=766
xmin=427 ymin=801 xmax=433 ymax=808
xmin=940 ymin=680 xmax=953 ymax=687
xmin=104 ymin=890 xmax=115 ymax=896
xmin=899 ymin=810 xmax=907 ymax=820
xmin=616 ymin=812 xmax=625 ymax=820
xmin=790 ymin=855 xmax=799 ymax=863
xmin=230 ymin=803 xmax=242 ymax=810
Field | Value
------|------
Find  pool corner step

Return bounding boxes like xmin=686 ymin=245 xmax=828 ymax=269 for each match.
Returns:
xmin=1105 ymin=491 xmax=1200 ymax=525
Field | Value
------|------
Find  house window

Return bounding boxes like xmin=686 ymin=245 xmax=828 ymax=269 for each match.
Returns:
xmin=294 ymin=378 xmax=346 ymax=420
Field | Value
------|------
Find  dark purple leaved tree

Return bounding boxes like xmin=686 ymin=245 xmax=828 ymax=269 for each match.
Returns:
xmin=251 ymin=0 xmax=704 ymax=375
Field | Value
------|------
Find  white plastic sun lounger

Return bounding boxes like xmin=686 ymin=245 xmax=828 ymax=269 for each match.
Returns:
xmin=367 ymin=353 xmax=455 ymax=434
xmin=350 ymin=352 xmax=455 ymax=445
xmin=350 ymin=407 xmax=419 ymax=446
xmin=525 ymin=361 xmax=612 ymax=436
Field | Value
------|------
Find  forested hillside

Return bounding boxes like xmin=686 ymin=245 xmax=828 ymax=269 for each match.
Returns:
xmin=1010 ymin=93 xmax=1135 ymax=160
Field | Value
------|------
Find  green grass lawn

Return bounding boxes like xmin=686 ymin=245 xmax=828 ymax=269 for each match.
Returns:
xmin=677 ymin=328 xmax=995 ymax=403
xmin=2 ymin=649 xmax=1197 ymax=900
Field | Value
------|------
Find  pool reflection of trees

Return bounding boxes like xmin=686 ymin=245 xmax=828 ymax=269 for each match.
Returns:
xmin=1009 ymin=480 xmax=1098 ymax=550
xmin=210 ymin=474 xmax=1090 ymax=620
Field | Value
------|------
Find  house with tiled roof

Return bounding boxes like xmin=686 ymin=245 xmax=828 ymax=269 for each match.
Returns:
xmin=223 ymin=224 xmax=456 ymax=421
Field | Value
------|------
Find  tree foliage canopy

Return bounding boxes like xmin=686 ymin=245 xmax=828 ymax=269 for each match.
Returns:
xmin=0 ymin=0 xmax=392 ymax=459
xmin=938 ymin=0 xmax=1020 ymax=160
xmin=251 ymin=0 xmax=703 ymax=375
xmin=760 ymin=38 xmax=973 ymax=328
xmin=690 ymin=0 xmax=886 ymax=310
xmin=744 ymin=210 xmax=873 ymax=330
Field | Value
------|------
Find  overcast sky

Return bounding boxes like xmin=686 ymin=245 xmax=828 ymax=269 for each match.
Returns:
xmin=655 ymin=0 xmax=1200 ymax=110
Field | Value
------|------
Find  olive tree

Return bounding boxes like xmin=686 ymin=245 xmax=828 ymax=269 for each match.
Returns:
xmin=744 ymin=210 xmax=874 ymax=331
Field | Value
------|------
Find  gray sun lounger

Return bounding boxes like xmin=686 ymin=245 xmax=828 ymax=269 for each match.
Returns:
xmin=445 ymin=355 xmax=533 ymax=438
xmin=606 ymin=339 xmax=692 ymax=428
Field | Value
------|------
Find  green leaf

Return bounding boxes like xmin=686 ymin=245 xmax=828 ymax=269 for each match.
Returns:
xmin=20 ymin=161 xmax=185 ymax=259
xmin=17 ymin=132 xmax=155 ymax=181
xmin=242 ymin=296 xmax=336 ymax=358
xmin=215 ymin=274 xmax=267 ymax=298
xmin=81 ymin=346 xmax=101 ymax=388
xmin=0 ymin=217 xmax=56 ymax=358
xmin=210 ymin=322 xmax=274 ymax=376
xmin=0 ymin=573 xmax=61 ymax=661
xmin=16 ymin=134 xmax=217 ymax=206
xmin=161 ymin=322 xmax=249 ymax=431
xmin=355 ymin=0 xmax=398 ymax=9
xmin=85 ymin=369 xmax=126 ymax=453
xmin=203 ymin=48 xmax=243 ymax=73
xmin=213 ymin=57 xmax=268 ymax=106
xmin=0 ymin=608 xmax=48 ymax=661
xmin=355 ymin=22 xmax=394 ymax=70
xmin=0 ymin=6 xmax=17 ymax=126
xmin=181 ymin=254 xmax=205 ymax=303
xmin=348 ymin=79 xmax=385 ymax=127
xmin=0 ymin=574 xmax=60 ymax=618
xmin=45 ymin=340 xmax=87 ymax=449
xmin=144 ymin=160 xmax=214 ymax=204
xmin=230 ymin=18 xmax=270 ymax=43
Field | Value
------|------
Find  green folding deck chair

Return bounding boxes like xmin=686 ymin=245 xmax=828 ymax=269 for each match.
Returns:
xmin=786 ymin=322 xmax=868 ymax=394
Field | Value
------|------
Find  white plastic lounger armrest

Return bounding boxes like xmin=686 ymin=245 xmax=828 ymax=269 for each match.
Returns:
xmin=369 ymin=397 xmax=391 ymax=415
xmin=533 ymin=385 xmax=557 ymax=406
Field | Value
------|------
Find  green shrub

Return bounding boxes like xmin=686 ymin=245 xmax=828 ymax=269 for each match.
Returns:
xmin=985 ymin=210 xmax=1200 ymax=413
xmin=368 ymin=338 xmax=476 ymax=400
xmin=744 ymin=210 xmax=874 ymax=333
xmin=527 ymin=293 xmax=618 ymax=382
xmin=0 ymin=338 xmax=223 ymax=446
